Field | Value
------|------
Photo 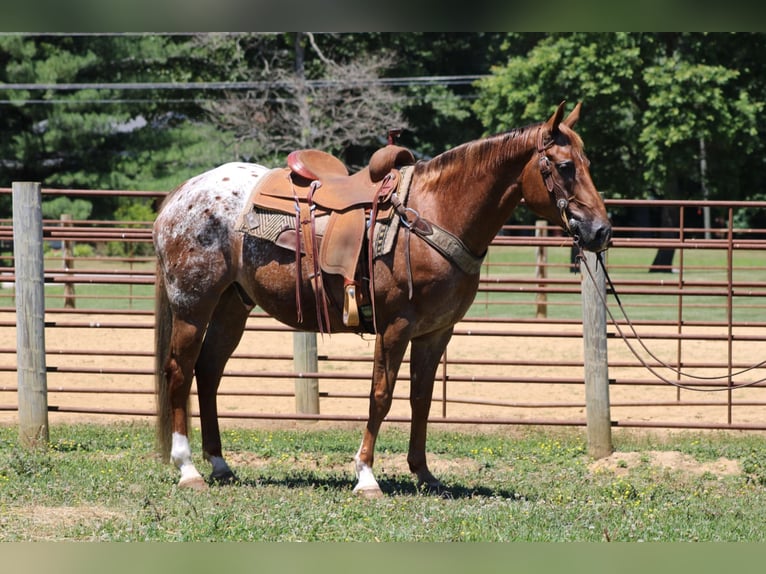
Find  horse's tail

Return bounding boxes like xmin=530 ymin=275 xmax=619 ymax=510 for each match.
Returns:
xmin=154 ymin=259 xmax=174 ymax=463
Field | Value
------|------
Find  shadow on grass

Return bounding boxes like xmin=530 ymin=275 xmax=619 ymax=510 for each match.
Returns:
xmin=218 ymin=471 xmax=525 ymax=500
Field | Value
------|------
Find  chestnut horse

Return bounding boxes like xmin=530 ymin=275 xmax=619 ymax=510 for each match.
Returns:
xmin=153 ymin=101 xmax=611 ymax=496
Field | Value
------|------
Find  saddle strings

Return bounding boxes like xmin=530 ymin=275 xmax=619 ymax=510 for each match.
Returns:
xmin=307 ymin=180 xmax=332 ymax=334
xmin=291 ymin=174 xmax=304 ymax=324
xmin=291 ymin=174 xmax=332 ymax=333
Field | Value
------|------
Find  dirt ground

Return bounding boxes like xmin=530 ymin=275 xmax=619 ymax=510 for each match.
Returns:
xmin=2 ymin=310 xmax=765 ymax=431
xmin=2 ymin=310 xmax=764 ymax=478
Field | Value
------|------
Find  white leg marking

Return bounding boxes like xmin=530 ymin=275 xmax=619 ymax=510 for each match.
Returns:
xmin=353 ymin=444 xmax=381 ymax=493
xmin=171 ymin=432 xmax=204 ymax=485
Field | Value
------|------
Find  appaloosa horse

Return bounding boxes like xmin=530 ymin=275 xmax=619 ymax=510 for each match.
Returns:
xmin=153 ymin=101 xmax=611 ymax=496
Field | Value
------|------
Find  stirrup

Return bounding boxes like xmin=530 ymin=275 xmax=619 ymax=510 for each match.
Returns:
xmin=343 ymin=283 xmax=360 ymax=327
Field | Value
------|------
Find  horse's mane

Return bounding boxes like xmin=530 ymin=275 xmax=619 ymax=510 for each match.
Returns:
xmin=414 ymin=123 xmax=540 ymax=186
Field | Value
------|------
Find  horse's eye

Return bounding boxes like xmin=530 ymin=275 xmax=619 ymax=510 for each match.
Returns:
xmin=557 ymin=161 xmax=575 ymax=179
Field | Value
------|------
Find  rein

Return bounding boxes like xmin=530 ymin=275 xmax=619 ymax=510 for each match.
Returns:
xmin=577 ymin=247 xmax=766 ymax=392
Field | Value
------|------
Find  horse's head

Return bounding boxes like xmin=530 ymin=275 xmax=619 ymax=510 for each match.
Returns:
xmin=521 ymin=102 xmax=611 ymax=252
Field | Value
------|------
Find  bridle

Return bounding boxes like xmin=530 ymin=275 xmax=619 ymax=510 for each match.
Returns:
xmin=536 ymin=127 xmax=572 ymax=234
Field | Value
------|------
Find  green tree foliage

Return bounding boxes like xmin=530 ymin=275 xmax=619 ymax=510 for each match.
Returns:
xmin=3 ymin=32 xmax=766 ymax=227
xmin=473 ymin=33 xmax=764 ymax=205
xmin=0 ymin=34 xmax=235 ymax=218
xmin=40 ymin=196 xmax=92 ymax=220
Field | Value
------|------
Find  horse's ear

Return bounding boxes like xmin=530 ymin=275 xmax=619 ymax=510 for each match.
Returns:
xmin=562 ymin=102 xmax=582 ymax=128
xmin=545 ymin=100 xmax=567 ymax=133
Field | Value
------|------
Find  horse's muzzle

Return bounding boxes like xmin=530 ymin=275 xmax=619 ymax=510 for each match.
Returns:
xmin=570 ymin=218 xmax=612 ymax=252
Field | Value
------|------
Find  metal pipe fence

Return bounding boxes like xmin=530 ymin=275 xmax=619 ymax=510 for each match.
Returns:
xmin=1 ymin=188 xmax=765 ymax=430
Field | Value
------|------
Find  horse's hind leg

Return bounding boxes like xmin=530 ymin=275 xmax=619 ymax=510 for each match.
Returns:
xmin=164 ymin=316 xmax=209 ymax=489
xmin=407 ymin=327 xmax=454 ymax=492
xmin=195 ymin=284 xmax=253 ymax=484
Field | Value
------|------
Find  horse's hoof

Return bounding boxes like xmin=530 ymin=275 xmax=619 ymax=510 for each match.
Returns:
xmin=419 ymin=481 xmax=451 ymax=498
xmin=178 ymin=476 xmax=208 ymax=490
xmin=210 ymin=470 xmax=239 ymax=485
xmin=353 ymin=485 xmax=384 ymax=499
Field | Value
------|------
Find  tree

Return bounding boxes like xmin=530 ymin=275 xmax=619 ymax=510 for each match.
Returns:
xmin=473 ymin=33 xmax=764 ymax=206
xmin=0 ymin=34 xmax=239 ymax=218
xmin=202 ymin=32 xmax=409 ymax=167
xmin=41 ymin=196 xmax=92 ymax=220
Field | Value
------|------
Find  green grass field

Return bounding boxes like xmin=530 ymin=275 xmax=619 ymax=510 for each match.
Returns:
xmin=469 ymin=244 xmax=766 ymax=322
xmin=2 ymin=245 xmax=763 ymax=322
xmin=2 ymin=422 xmax=766 ymax=541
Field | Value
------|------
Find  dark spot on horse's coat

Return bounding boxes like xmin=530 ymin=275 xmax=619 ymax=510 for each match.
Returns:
xmin=188 ymin=204 xmax=194 ymax=210
xmin=215 ymin=195 xmax=222 ymax=201
xmin=222 ymin=177 xmax=230 ymax=182
xmin=196 ymin=213 xmax=227 ymax=248
xmin=233 ymin=191 xmax=240 ymax=197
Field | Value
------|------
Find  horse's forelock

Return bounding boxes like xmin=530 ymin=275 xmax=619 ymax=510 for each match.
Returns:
xmin=557 ymin=123 xmax=585 ymax=152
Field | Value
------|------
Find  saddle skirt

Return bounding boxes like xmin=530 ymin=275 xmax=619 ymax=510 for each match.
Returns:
xmin=236 ymin=145 xmax=415 ymax=332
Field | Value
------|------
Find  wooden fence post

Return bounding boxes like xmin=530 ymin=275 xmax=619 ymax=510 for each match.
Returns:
xmin=293 ymin=331 xmax=319 ymax=414
xmin=535 ymin=220 xmax=548 ymax=318
xmin=580 ymin=251 xmax=612 ymax=458
xmin=62 ymin=213 xmax=76 ymax=309
xmin=12 ymin=182 xmax=49 ymax=448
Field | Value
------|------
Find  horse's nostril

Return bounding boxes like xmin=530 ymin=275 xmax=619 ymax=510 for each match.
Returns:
xmin=594 ymin=223 xmax=612 ymax=247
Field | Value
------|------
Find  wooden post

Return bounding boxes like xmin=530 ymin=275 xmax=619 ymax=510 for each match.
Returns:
xmin=61 ymin=213 xmax=76 ymax=309
xmin=12 ymin=182 xmax=49 ymax=448
xmin=293 ymin=331 xmax=319 ymax=414
xmin=580 ymin=251 xmax=612 ymax=458
xmin=535 ymin=220 xmax=548 ymax=318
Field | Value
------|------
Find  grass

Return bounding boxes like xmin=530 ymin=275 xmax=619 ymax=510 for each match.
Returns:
xmin=2 ymin=244 xmax=763 ymax=320
xmin=2 ymin=422 xmax=766 ymax=541
xmin=468 ymin=245 xmax=766 ymax=322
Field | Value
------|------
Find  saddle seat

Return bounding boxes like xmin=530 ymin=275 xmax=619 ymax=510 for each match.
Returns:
xmin=247 ymin=144 xmax=415 ymax=330
xmin=284 ymin=145 xmax=415 ymax=210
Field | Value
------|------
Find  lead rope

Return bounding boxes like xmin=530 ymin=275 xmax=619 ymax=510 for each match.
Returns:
xmin=577 ymin=246 xmax=766 ymax=392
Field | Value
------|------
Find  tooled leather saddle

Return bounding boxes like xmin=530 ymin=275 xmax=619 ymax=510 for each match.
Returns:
xmin=237 ymin=144 xmax=416 ymax=333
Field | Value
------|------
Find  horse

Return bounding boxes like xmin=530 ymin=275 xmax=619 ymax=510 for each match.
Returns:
xmin=153 ymin=101 xmax=612 ymax=497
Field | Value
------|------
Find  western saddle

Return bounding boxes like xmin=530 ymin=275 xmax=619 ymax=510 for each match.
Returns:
xmin=241 ymin=143 xmax=416 ymax=333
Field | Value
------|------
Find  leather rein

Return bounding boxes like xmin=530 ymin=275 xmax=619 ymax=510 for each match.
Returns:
xmin=577 ymin=247 xmax=766 ymax=392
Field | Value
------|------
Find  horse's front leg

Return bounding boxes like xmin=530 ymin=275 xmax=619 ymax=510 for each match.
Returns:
xmin=408 ymin=327 xmax=454 ymax=492
xmin=353 ymin=325 xmax=410 ymax=497
xmin=166 ymin=318 xmax=208 ymax=490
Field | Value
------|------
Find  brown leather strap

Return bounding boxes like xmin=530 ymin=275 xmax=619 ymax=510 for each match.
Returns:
xmin=366 ymin=171 xmax=398 ymax=333
xmin=391 ymin=188 xmax=485 ymax=277
xmin=306 ymin=180 xmax=331 ymax=334
xmin=291 ymin=175 xmax=304 ymax=324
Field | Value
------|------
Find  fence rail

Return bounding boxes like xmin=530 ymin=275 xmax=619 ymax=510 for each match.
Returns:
xmin=1 ymin=187 xmax=765 ymax=432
